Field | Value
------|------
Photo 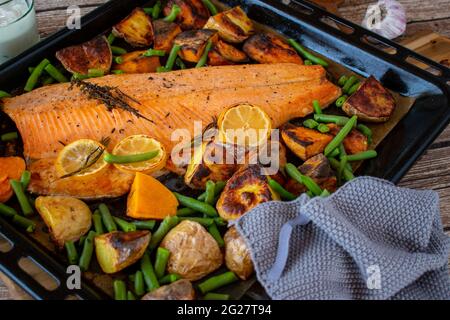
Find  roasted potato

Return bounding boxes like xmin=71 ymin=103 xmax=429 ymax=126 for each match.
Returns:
xmin=208 ymin=40 xmax=248 ymax=66
xmin=243 ymin=33 xmax=303 ymax=64
xmin=112 ymin=8 xmax=154 ymax=47
xmin=95 ymin=230 xmax=150 ymax=274
xmin=224 ymin=227 xmax=254 ymax=280
xmin=141 ymin=279 xmax=195 ymax=300
xmin=163 ymin=0 xmax=210 ymax=30
xmin=153 ymin=20 xmax=182 ymax=53
xmin=174 ymin=29 xmax=218 ymax=63
xmin=112 ymin=50 xmax=161 ymax=74
xmin=281 ymin=123 xmax=333 ymax=161
xmin=342 ymin=76 xmax=396 ymax=122
xmin=216 ymin=165 xmax=279 ymax=221
xmin=326 ymin=124 xmax=368 ymax=155
xmin=35 ymin=196 xmax=92 ymax=248
xmin=204 ymin=6 xmax=254 ymax=43
xmin=160 ymin=220 xmax=223 ymax=281
xmin=55 ymin=35 xmax=112 ymax=75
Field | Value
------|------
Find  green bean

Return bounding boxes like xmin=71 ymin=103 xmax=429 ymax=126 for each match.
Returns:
xmin=196 ymin=40 xmax=213 ymax=68
xmin=357 ymin=124 xmax=373 ymax=145
xmin=104 ymin=150 xmax=159 ymax=164
xmin=134 ymin=270 xmax=145 ymax=296
xmin=159 ymin=273 xmax=181 ymax=285
xmin=214 ymin=217 xmax=227 ymax=227
xmin=204 ymin=181 xmax=215 ymax=205
xmin=111 ymin=46 xmax=127 ymax=55
xmin=314 ymin=114 xmax=351 ymax=126
xmin=285 ymin=163 xmax=322 ymax=196
xmin=24 ymin=59 xmax=50 ymax=92
xmin=268 ymin=179 xmax=296 ymax=201
xmin=327 ymin=147 xmax=340 ymax=159
xmin=320 ymin=189 xmax=330 ymax=197
xmin=288 ymin=39 xmax=328 ymax=67
xmin=335 ymin=95 xmax=347 ymax=108
xmin=107 ymin=33 xmax=116 ymax=45
xmin=202 ymin=0 xmax=218 ymax=15
xmin=0 ymin=203 xmax=17 ymax=218
xmin=12 ymin=215 xmax=36 ymax=233
xmin=0 ymin=90 xmax=11 ymax=98
xmin=204 ymin=293 xmax=230 ymax=300
xmin=92 ymin=210 xmax=105 ymax=234
xmin=44 ymin=64 xmax=68 ymax=83
xmin=198 ymin=181 xmax=226 ymax=201
xmin=329 ymin=158 xmax=354 ymax=182
xmin=114 ymin=280 xmax=127 ymax=300
xmin=143 ymin=49 xmax=165 ymax=57
xmin=143 ymin=7 xmax=153 ymax=15
xmin=348 ymin=82 xmax=361 ymax=95
xmin=338 ymin=75 xmax=348 ymax=86
xmin=164 ymin=4 xmax=181 ymax=22
xmin=312 ymin=100 xmax=322 ymax=115
xmin=114 ymin=56 xmax=123 ymax=64
xmin=78 ymin=235 xmax=87 ymax=247
xmin=324 ymin=115 xmax=358 ymax=157
xmin=306 ymin=190 xmax=314 ymax=197
xmin=114 ymin=217 xmax=137 ymax=232
xmin=111 ymin=70 xmax=124 ymax=75
xmin=158 ymin=44 xmax=181 ymax=73
xmin=154 ymin=247 xmax=170 ymax=279
xmin=344 ymin=150 xmax=377 ymax=162
xmin=127 ymin=291 xmax=136 ymax=300
xmin=98 ymin=203 xmax=117 ymax=232
xmin=303 ymin=119 xmax=319 ymax=129
xmin=176 ymin=207 xmax=198 ymax=216
xmin=152 ymin=0 xmax=162 ymax=19
xmin=179 ymin=217 xmax=214 ymax=227
xmin=141 ymin=253 xmax=160 ymax=291
xmin=208 ymin=223 xmax=224 ymax=247
xmin=175 ymin=57 xmax=186 ymax=70
xmin=65 ymin=241 xmax=79 ymax=265
xmin=88 ymin=68 xmax=104 ymax=78
xmin=338 ymin=156 xmax=348 ymax=185
xmin=1 ymin=132 xmax=18 ymax=142
xmin=342 ymin=75 xmax=358 ymax=94
xmin=304 ymin=59 xmax=313 ymax=65
xmin=317 ymin=123 xmax=330 ymax=133
xmin=71 ymin=73 xmax=90 ymax=81
xmin=132 ymin=220 xmax=156 ymax=230
xmin=174 ymin=192 xmax=218 ymax=217
xmin=78 ymin=231 xmax=96 ymax=271
xmin=198 ymin=271 xmax=239 ymax=294
xmin=149 ymin=216 xmax=179 ymax=250
xmin=41 ymin=76 xmax=55 ymax=85
xmin=20 ymin=171 xmax=31 ymax=190
xmin=10 ymin=179 xmax=33 ymax=216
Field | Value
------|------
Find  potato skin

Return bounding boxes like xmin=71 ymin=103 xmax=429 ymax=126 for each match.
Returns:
xmin=243 ymin=33 xmax=302 ymax=64
xmin=163 ymin=0 xmax=210 ymax=30
xmin=153 ymin=20 xmax=182 ymax=53
xmin=35 ymin=196 xmax=92 ymax=248
xmin=113 ymin=51 xmax=161 ymax=74
xmin=141 ymin=279 xmax=195 ymax=300
xmin=204 ymin=6 xmax=254 ymax=43
xmin=113 ymin=8 xmax=154 ymax=47
xmin=160 ymin=220 xmax=223 ymax=281
xmin=224 ymin=227 xmax=254 ymax=280
xmin=174 ymin=29 xmax=218 ymax=63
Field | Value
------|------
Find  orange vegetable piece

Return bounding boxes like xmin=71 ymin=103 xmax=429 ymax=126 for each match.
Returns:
xmin=0 ymin=157 xmax=26 ymax=180
xmin=0 ymin=179 xmax=13 ymax=203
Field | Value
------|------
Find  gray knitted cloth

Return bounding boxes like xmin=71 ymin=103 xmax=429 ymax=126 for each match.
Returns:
xmin=234 ymin=177 xmax=450 ymax=300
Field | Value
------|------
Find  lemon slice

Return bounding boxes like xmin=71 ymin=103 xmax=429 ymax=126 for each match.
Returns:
xmin=55 ymin=139 xmax=109 ymax=178
xmin=218 ymin=103 xmax=272 ymax=148
xmin=111 ymin=135 xmax=167 ymax=174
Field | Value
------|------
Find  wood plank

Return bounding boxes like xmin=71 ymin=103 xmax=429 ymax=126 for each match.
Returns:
xmin=36 ymin=7 xmax=97 ymax=37
xmin=35 ymin=0 xmax=106 ymax=12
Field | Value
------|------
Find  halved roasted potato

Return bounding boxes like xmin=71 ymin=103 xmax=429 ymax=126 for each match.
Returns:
xmin=204 ymin=6 xmax=254 ymax=43
xmin=163 ymin=0 xmax=210 ymax=30
xmin=112 ymin=50 xmax=161 ymax=74
xmin=55 ymin=35 xmax=112 ymax=75
xmin=174 ymin=29 xmax=218 ymax=63
xmin=243 ymin=33 xmax=303 ymax=64
xmin=153 ymin=20 xmax=183 ymax=53
xmin=160 ymin=220 xmax=223 ymax=281
xmin=141 ymin=279 xmax=195 ymax=300
xmin=95 ymin=230 xmax=150 ymax=274
xmin=216 ymin=165 xmax=279 ymax=221
xmin=112 ymin=8 xmax=154 ymax=47
xmin=224 ymin=227 xmax=254 ymax=280
xmin=281 ymin=123 xmax=333 ymax=161
xmin=327 ymin=124 xmax=368 ymax=155
xmin=35 ymin=196 xmax=92 ymax=248
xmin=342 ymin=76 xmax=396 ymax=122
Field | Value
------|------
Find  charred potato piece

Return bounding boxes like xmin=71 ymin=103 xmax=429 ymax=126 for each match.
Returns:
xmin=35 ymin=196 xmax=92 ymax=248
xmin=224 ymin=227 xmax=254 ymax=280
xmin=174 ymin=29 xmax=218 ymax=63
xmin=243 ymin=33 xmax=303 ymax=64
xmin=160 ymin=220 xmax=223 ymax=281
xmin=342 ymin=76 xmax=396 ymax=122
xmin=208 ymin=49 xmax=234 ymax=66
xmin=112 ymin=8 xmax=154 ymax=47
xmin=208 ymin=39 xmax=248 ymax=66
xmin=216 ymin=165 xmax=279 ymax=221
xmin=56 ymin=35 xmax=112 ymax=75
xmin=327 ymin=124 xmax=368 ymax=155
xmin=281 ymin=124 xmax=333 ymax=161
xmin=95 ymin=230 xmax=150 ymax=274
xmin=112 ymin=50 xmax=161 ymax=74
xmin=153 ymin=20 xmax=182 ymax=53
xmin=163 ymin=0 xmax=210 ymax=30
xmin=141 ymin=279 xmax=195 ymax=300
xmin=204 ymin=6 xmax=254 ymax=43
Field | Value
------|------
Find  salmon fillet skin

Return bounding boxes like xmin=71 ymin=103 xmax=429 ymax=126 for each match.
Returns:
xmin=2 ymin=63 xmax=341 ymax=198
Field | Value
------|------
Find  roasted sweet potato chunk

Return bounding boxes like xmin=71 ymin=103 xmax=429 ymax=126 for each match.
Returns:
xmin=55 ymin=35 xmax=112 ymax=75
xmin=153 ymin=20 xmax=182 ymax=53
xmin=342 ymin=76 xmax=396 ymax=122
xmin=281 ymin=124 xmax=333 ymax=161
xmin=243 ymin=33 xmax=303 ymax=64
xmin=112 ymin=50 xmax=161 ymax=74
xmin=204 ymin=6 xmax=254 ymax=43
xmin=326 ymin=124 xmax=368 ymax=155
xmin=207 ymin=40 xmax=247 ymax=65
xmin=112 ymin=8 xmax=154 ymax=47
xmin=163 ymin=0 xmax=210 ymax=30
xmin=141 ymin=280 xmax=195 ymax=300
xmin=174 ymin=29 xmax=218 ymax=63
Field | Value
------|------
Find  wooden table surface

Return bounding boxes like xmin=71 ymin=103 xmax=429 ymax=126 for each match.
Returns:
xmin=1 ymin=0 xmax=449 ymax=299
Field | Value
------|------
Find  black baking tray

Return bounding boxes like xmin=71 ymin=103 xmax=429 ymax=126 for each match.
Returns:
xmin=1 ymin=0 xmax=449 ymax=300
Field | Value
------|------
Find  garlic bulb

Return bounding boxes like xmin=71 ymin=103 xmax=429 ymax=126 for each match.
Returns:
xmin=362 ymin=0 xmax=407 ymax=39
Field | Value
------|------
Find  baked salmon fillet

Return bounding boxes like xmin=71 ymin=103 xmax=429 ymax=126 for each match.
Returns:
xmin=2 ymin=63 xmax=341 ymax=198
